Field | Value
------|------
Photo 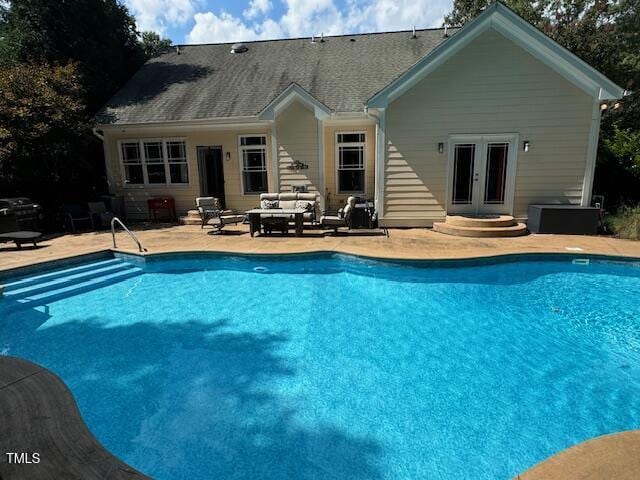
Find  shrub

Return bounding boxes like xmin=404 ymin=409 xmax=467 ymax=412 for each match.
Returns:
xmin=607 ymin=205 xmax=640 ymax=240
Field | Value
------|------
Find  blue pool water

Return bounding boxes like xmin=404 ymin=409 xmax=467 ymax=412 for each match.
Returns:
xmin=1 ymin=253 xmax=640 ymax=479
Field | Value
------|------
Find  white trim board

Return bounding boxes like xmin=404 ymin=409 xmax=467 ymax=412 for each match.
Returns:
xmin=367 ymin=3 xmax=624 ymax=108
xmin=259 ymin=83 xmax=331 ymax=121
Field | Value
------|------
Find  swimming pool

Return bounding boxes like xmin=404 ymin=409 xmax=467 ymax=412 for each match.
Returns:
xmin=1 ymin=253 xmax=640 ymax=479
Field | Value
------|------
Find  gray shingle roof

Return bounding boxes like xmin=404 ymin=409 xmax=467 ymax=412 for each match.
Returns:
xmin=97 ymin=28 xmax=458 ymax=125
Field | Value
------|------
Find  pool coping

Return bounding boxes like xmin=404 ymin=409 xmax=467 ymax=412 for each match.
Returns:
xmin=1 ymin=249 xmax=640 ymax=479
xmin=0 ymin=355 xmax=148 ymax=480
xmin=1 ymin=247 xmax=639 ymax=286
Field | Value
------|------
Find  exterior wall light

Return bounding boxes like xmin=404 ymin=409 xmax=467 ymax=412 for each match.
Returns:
xmin=225 ymin=152 xmax=231 ymax=160
xmin=438 ymin=142 xmax=444 ymax=154
xmin=523 ymin=140 xmax=530 ymax=152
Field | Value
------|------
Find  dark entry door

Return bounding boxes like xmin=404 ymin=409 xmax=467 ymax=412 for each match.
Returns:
xmin=197 ymin=146 xmax=226 ymax=208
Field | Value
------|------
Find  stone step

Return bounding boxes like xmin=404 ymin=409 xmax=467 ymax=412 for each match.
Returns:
xmin=445 ymin=215 xmax=516 ymax=228
xmin=433 ymin=221 xmax=528 ymax=237
xmin=179 ymin=216 xmax=201 ymax=225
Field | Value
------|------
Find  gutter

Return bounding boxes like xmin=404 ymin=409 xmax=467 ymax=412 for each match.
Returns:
xmin=92 ymin=128 xmax=104 ymax=141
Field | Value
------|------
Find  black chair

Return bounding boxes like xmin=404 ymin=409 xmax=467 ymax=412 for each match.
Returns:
xmin=63 ymin=204 xmax=94 ymax=232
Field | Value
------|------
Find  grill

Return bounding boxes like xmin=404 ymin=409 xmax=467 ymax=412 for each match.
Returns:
xmin=0 ymin=197 xmax=43 ymax=233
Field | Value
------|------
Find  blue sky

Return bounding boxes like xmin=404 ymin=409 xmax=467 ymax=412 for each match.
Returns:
xmin=123 ymin=0 xmax=454 ymax=45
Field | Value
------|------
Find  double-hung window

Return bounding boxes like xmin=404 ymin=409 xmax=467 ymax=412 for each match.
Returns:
xmin=239 ymin=135 xmax=268 ymax=194
xmin=121 ymin=142 xmax=144 ymax=185
xmin=119 ymin=139 xmax=188 ymax=186
xmin=337 ymin=132 xmax=365 ymax=194
xmin=167 ymin=140 xmax=188 ymax=184
xmin=143 ymin=140 xmax=166 ymax=184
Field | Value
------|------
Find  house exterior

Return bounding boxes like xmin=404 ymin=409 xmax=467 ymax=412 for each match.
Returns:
xmin=95 ymin=3 xmax=624 ymax=228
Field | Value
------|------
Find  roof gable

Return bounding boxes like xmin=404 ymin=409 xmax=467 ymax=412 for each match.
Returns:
xmin=258 ymin=83 xmax=331 ymax=120
xmin=367 ymin=2 xmax=624 ymax=108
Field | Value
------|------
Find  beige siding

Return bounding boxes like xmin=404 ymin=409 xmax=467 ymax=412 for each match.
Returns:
xmin=104 ymin=127 xmax=273 ymax=219
xmin=276 ymin=101 xmax=321 ymax=196
xmin=323 ymin=124 xmax=376 ymax=210
xmin=382 ymin=28 xmax=593 ymax=227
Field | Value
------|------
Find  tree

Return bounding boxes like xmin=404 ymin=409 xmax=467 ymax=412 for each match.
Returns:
xmin=0 ymin=62 xmax=101 ymax=222
xmin=2 ymin=0 xmax=145 ymax=113
xmin=445 ymin=0 xmax=548 ymax=26
xmin=141 ymin=31 xmax=173 ymax=59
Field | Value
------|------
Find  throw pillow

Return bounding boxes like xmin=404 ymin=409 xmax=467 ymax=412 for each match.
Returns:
xmin=295 ymin=200 xmax=313 ymax=211
xmin=261 ymin=199 xmax=279 ymax=209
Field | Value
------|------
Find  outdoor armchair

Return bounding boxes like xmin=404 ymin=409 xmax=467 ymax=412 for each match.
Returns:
xmin=320 ymin=196 xmax=356 ymax=233
xmin=196 ymin=197 xmax=245 ymax=233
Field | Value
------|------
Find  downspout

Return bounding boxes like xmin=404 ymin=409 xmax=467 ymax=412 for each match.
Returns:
xmin=92 ymin=127 xmax=113 ymax=194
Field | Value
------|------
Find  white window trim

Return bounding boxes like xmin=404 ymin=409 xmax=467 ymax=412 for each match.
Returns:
xmin=117 ymin=138 xmax=190 ymax=188
xmin=238 ymin=134 xmax=268 ymax=195
xmin=335 ymin=131 xmax=366 ymax=195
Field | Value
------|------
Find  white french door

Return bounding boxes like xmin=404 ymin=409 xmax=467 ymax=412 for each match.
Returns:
xmin=447 ymin=134 xmax=518 ymax=215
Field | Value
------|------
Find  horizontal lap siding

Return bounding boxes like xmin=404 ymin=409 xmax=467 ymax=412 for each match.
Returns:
xmin=276 ymin=101 xmax=320 ymax=195
xmin=383 ymin=28 xmax=592 ymax=226
xmin=323 ymin=124 xmax=376 ymax=210
xmin=104 ymin=128 xmax=273 ymax=219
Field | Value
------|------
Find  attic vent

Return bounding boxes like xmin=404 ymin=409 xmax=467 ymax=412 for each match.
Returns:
xmin=231 ymin=43 xmax=248 ymax=53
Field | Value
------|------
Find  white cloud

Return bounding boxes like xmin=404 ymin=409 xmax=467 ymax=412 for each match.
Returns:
xmin=186 ymin=0 xmax=452 ymax=44
xmin=187 ymin=11 xmax=261 ymax=43
xmin=243 ymin=0 xmax=272 ymax=19
xmin=124 ymin=0 xmax=200 ymax=35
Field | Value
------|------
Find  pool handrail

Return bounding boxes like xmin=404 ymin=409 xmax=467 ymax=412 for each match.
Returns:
xmin=110 ymin=217 xmax=147 ymax=253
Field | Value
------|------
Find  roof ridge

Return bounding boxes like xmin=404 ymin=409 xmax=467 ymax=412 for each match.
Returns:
xmin=176 ymin=26 xmax=456 ymax=48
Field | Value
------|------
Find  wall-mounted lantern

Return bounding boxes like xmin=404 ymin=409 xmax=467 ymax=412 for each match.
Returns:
xmin=438 ymin=142 xmax=444 ymax=154
xmin=523 ymin=140 xmax=530 ymax=152
xmin=225 ymin=152 xmax=231 ymax=160
xmin=287 ymin=160 xmax=309 ymax=171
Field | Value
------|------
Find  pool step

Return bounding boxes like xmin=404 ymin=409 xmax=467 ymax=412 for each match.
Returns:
xmin=2 ymin=258 xmax=126 ymax=292
xmin=12 ymin=267 xmax=144 ymax=306
xmin=433 ymin=215 xmax=528 ymax=237
xmin=3 ymin=262 xmax=138 ymax=298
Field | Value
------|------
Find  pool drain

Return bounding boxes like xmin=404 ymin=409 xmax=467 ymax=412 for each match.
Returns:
xmin=253 ymin=266 xmax=269 ymax=273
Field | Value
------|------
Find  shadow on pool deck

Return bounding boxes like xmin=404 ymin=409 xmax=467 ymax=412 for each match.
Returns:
xmin=1 ymin=312 xmax=384 ymax=480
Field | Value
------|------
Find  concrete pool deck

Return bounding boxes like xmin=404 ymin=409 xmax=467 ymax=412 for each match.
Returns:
xmin=1 ymin=223 xmax=640 ymax=273
xmin=1 ymin=223 xmax=639 ymax=479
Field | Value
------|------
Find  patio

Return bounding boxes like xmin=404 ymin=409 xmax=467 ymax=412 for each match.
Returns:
xmin=1 ymin=222 xmax=640 ymax=273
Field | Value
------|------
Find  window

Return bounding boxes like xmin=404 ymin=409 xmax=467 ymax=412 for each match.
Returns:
xmin=144 ymin=141 xmax=166 ymax=184
xmin=121 ymin=142 xmax=143 ymax=184
xmin=239 ymin=135 xmax=267 ymax=194
xmin=167 ymin=141 xmax=188 ymax=184
xmin=119 ymin=139 xmax=188 ymax=186
xmin=337 ymin=132 xmax=365 ymax=193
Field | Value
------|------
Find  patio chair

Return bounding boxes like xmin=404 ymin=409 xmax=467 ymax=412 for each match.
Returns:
xmin=320 ymin=196 xmax=356 ymax=233
xmin=196 ymin=197 xmax=245 ymax=233
xmin=63 ymin=203 xmax=94 ymax=232
xmin=88 ymin=201 xmax=115 ymax=229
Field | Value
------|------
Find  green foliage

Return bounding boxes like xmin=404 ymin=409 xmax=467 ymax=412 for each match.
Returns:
xmin=2 ymin=0 xmax=145 ymax=113
xmin=141 ymin=31 xmax=173 ymax=59
xmin=0 ymin=62 xmax=101 ymax=222
xmin=605 ymin=127 xmax=640 ymax=168
xmin=0 ymin=1 xmax=173 ymax=228
xmin=607 ymin=205 xmax=640 ymax=239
